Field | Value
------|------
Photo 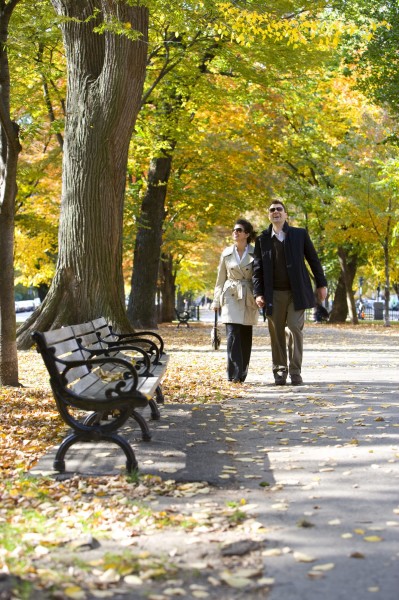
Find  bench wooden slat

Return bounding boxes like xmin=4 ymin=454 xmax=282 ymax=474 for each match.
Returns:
xmin=135 ymin=357 xmax=169 ymax=399
xmin=72 ymin=325 xmax=151 ymax=377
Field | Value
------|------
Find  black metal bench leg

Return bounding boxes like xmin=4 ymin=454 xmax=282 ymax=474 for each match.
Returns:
xmin=131 ymin=410 xmax=152 ymax=441
xmin=155 ymin=385 xmax=165 ymax=404
xmin=83 ymin=412 xmax=103 ymax=426
xmin=54 ymin=433 xmax=78 ymax=473
xmin=110 ymin=434 xmax=139 ymax=473
xmin=149 ymin=398 xmax=161 ymax=420
xmin=53 ymin=432 xmax=138 ymax=473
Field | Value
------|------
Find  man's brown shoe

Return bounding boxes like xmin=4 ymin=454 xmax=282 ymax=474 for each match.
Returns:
xmin=290 ymin=374 xmax=303 ymax=386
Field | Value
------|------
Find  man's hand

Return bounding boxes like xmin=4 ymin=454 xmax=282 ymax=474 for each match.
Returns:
xmin=256 ymin=295 xmax=265 ymax=308
xmin=317 ymin=287 xmax=328 ymax=302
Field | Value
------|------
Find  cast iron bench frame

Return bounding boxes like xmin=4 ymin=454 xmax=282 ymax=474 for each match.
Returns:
xmin=32 ymin=321 xmax=169 ymax=474
xmin=175 ymin=309 xmax=191 ymax=328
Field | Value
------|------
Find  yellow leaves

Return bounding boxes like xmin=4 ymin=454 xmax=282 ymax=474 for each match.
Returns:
xmin=212 ymin=2 xmax=329 ymax=49
xmin=354 ymin=529 xmax=384 ymax=542
xmin=220 ymin=567 xmax=265 ymax=588
xmin=64 ymin=587 xmax=86 ymax=600
xmin=349 ymin=438 xmax=360 ymax=446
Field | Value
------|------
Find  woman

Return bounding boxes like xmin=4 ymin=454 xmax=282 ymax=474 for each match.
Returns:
xmin=211 ymin=218 xmax=259 ymax=383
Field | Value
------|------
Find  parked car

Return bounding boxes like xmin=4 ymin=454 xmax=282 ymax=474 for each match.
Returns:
xmin=15 ymin=298 xmax=40 ymax=312
xmin=389 ymin=295 xmax=398 ymax=310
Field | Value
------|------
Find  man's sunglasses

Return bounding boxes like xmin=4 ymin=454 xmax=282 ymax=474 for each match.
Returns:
xmin=269 ymin=206 xmax=283 ymax=212
xmin=233 ymin=227 xmax=245 ymax=233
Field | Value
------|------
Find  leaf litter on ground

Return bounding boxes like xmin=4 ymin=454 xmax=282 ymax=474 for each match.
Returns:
xmin=0 ymin=324 xmax=267 ymax=599
xmin=1 ymin=322 xmax=399 ymax=598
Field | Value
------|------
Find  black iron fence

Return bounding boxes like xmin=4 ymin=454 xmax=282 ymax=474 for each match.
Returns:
xmin=359 ymin=307 xmax=399 ymax=321
xmin=305 ymin=307 xmax=399 ymax=322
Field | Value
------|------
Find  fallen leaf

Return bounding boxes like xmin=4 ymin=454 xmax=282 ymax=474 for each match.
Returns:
xmin=64 ymin=587 xmax=86 ymax=600
xmin=293 ymin=552 xmax=316 ymax=563
xmin=220 ymin=573 xmax=252 ymax=588
xmin=312 ymin=563 xmax=335 ymax=571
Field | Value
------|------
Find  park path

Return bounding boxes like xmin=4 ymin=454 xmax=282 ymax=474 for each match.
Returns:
xmin=31 ymin=324 xmax=399 ymax=599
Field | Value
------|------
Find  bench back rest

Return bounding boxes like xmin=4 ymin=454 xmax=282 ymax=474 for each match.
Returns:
xmin=70 ymin=321 xmax=107 ymax=358
xmin=90 ymin=317 xmax=164 ymax=363
xmin=31 ymin=326 xmax=91 ymax=390
xmin=71 ymin=320 xmax=150 ymax=376
xmin=91 ymin=317 xmax=117 ymax=345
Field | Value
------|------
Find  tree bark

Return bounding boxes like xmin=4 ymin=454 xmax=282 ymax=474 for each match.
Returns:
xmin=17 ymin=1 xmax=148 ymax=349
xmin=328 ymin=271 xmax=348 ymax=323
xmin=333 ymin=246 xmax=358 ymax=324
xmin=383 ymin=239 xmax=391 ymax=327
xmin=160 ymin=251 xmax=176 ymax=322
xmin=0 ymin=0 xmax=22 ymax=386
xmin=127 ymin=155 xmax=171 ymax=328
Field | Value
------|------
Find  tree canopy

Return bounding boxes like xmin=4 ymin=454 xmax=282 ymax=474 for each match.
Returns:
xmin=0 ymin=0 xmax=397 ymax=358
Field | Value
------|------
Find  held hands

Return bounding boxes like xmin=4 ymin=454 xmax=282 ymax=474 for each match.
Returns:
xmin=256 ymin=291 xmax=327 ymax=305
xmin=256 ymin=296 xmax=265 ymax=308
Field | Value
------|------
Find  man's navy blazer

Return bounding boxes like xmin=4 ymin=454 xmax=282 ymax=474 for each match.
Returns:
xmin=252 ymin=222 xmax=327 ymax=316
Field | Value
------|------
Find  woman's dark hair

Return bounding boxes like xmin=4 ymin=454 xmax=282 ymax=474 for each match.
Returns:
xmin=235 ymin=218 xmax=257 ymax=243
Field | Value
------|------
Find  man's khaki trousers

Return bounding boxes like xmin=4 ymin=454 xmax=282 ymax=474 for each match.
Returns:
xmin=266 ymin=290 xmax=305 ymax=376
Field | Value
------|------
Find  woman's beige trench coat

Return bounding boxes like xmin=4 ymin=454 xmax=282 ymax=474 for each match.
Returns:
xmin=211 ymin=244 xmax=259 ymax=326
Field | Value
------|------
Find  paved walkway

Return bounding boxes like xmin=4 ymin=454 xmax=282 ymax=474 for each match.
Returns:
xmin=31 ymin=325 xmax=399 ymax=599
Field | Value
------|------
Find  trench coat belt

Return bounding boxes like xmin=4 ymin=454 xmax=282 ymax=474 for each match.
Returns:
xmin=222 ymin=279 xmax=250 ymax=301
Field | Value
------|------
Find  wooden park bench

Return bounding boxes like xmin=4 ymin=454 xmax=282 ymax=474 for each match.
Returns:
xmin=175 ymin=308 xmax=191 ymax=328
xmin=31 ymin=321 xmax=169 ymax=474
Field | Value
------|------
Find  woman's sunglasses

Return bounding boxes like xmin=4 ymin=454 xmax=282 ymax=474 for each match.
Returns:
xmin=232 ymin=227 xmax=244 ymax=233
xmin=269 ymin=206 xmax=283 ymax=212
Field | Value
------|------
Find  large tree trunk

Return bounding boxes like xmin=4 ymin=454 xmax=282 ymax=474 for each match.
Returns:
xmin=329 ymin=271 xmax=348 ymax=323
xmin=17 ymin=1 xmax=148 ymax=349
xmin=0 ymin=0 xmax=21 ymax=386
xmin=160 ymin=251 xmax=176 ymax=322
xmin=338 ymin=247 xmax=358 ymax=324
xmin=330 ymin=247 xmax=358 ymax=324
xmin=127 ymin=155 xmax=171 ymax=328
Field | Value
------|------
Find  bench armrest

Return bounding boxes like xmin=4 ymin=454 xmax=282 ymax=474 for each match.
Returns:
xmin=59 ymin=355 xmax=140 ymax=390
xmin=80 ymin=344 xmax=152 ymax=374
xmin=101 ymin=336 xmax=161 ymax=364
xmin=107 ymin=329 xmax=164 ymax=355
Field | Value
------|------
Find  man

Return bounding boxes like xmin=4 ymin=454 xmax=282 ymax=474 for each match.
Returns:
xmin=253 ymin=201 xmax=327 ymax=386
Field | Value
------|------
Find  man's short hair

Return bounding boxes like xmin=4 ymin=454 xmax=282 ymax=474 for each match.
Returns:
xmin=269 ymin=200 xmax=287 ymax=212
